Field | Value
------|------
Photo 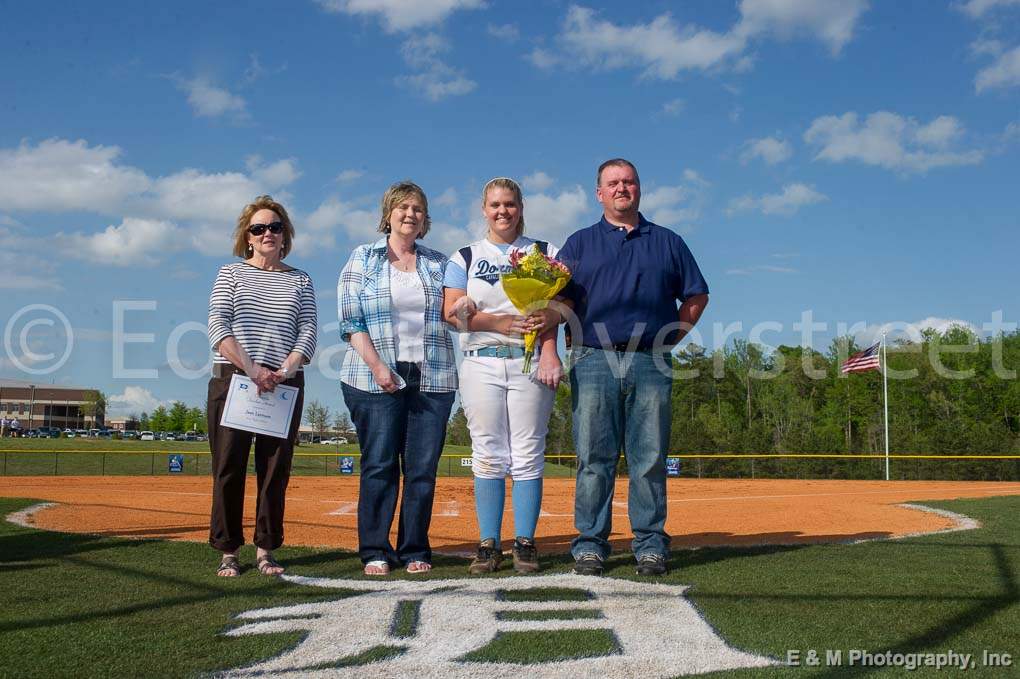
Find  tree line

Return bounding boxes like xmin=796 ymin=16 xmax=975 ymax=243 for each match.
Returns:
xmin=449 ymin=327 xmax=1020 ymax=481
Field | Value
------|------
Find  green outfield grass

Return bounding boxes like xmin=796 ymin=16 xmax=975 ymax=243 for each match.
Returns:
xmin=1 ymin=494 xmax=1017 ymax=677
xmin=0 ymin=440 xmax=578 ymax=478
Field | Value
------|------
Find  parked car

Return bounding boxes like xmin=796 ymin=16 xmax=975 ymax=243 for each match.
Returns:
xmin=165 ymin=432 xmax=176 ymax=441
xmin=320 ymin=437 xmax=349 ymax=445
xmin=63 ymin=428 xmax=75 ymax=437
xmin=183 ymin=432 xmax=198 ymax=442
xmin=37 ymin=426 xmax=62 ymax=438
xmin=122 ymin=430 xmax=138 ymax=440
xmin=75 ymin=429 xmax=88 ymax=437
xmin=139 ymin=431 xmax=155 ymax=441
xmin=97 ymin=429 xmax=113 ymax=439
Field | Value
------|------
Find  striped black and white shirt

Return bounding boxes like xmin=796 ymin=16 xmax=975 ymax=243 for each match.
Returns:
xmin=208 ymin=262 xmax=318 ymax=369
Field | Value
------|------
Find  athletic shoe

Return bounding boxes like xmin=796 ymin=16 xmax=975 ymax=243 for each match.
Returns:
xmin=468 ymin=538 xmax=503 ymax=574
xmin=572 ymin=552 xmax=604 ymax=576
xmin=512 ymin=537 xmax=539 ymax=573
xmin=635 ymin=553 xmax=668 ymax=576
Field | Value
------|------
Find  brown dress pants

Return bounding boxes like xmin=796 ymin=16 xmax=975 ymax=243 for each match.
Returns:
xmin=207 ymin=367 xmax=304 ymax=552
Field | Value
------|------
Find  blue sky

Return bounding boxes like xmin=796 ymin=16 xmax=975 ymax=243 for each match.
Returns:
xmin=1 ymin=0 xmax=1018 ymax=418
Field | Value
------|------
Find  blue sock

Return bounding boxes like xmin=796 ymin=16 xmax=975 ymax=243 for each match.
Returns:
xmin=474 ymin=476 xmax=505 ymax=543
xmin=511 ymin=478 xmax=543 ymax=540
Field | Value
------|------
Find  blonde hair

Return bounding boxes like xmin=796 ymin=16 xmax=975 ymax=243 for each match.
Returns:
xmin=232 ymin=195 xmax=296 ymax=259
xmin=482 ymin=177 xmax=525 ymax=236
xmin=378 ymin=181 xmax=431 ymax=239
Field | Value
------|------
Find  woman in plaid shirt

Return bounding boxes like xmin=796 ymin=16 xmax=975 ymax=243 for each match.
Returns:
xmin=338 ymin=181 xmax=457 ymax=576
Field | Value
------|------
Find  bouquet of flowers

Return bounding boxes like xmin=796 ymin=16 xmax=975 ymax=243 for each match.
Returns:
xmin=501 ymin=244 xmax=572 ymax=372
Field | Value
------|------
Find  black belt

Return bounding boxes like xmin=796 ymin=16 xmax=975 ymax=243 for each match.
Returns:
xmin=583 ymin=343 xmax=652 ymax=353
xmin=212 ymin=363 xmax=281 ymax=378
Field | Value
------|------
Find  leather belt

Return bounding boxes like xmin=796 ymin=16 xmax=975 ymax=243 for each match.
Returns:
xmin=212 ymin=363 xmax=282 ymax=378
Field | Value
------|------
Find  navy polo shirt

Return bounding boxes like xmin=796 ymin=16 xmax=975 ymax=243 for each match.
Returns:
xmin=557 ymin=213 xmax=708 ymax=349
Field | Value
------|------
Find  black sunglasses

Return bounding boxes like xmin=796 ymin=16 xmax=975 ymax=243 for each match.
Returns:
xmin=248 ymin=222 xmax=284 ymax=236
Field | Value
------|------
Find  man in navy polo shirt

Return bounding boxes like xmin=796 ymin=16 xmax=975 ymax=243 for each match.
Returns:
xmin=556 ymin=158 xmax=709 ymax=576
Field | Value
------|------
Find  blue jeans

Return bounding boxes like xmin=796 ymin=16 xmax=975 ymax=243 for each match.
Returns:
xmin=342 ymin=362 xmax=455 ymax=565
xmin=569 ymin=347 xmax=673 ymax=560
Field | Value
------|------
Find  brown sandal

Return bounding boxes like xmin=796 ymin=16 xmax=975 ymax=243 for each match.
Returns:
xmin=217 ymin=555 xmax=241 ymax=577
xmin=256 ymin=554 xmax=284 ymax=576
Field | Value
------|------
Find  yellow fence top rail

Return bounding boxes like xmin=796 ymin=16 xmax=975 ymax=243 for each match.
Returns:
xmin=1 ymin=450 xmax=1018 ymax=460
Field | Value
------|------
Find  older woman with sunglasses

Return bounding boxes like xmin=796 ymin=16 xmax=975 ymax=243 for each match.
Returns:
xmin=207 ymin=195 xmax=317 ymax=577
xmin=339 ymin=181 xmax=457 ymax=575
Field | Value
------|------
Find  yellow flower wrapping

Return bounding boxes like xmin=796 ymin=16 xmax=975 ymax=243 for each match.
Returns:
xmin=501 ymin=274 xmax=569 ymax=371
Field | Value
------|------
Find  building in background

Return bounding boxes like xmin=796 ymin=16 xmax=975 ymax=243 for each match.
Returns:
xmin=0 ymin=379 xmax=104 ymax=431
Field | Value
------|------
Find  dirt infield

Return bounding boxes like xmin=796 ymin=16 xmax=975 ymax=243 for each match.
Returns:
xmin=3 ymin=477 xmax=1019 ymax=556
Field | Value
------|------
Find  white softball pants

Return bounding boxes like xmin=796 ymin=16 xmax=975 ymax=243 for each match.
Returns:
xmin=458 ymin=356 xmax=556 ymax=480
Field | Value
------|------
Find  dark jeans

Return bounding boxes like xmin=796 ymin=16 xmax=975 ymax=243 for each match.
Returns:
xmin=569 ymin=347 xmax=674 ymax=560
xmin=342 ymin=362 xmax=455 ymax=565
xmin=207 ymin=369 xmax=304 ymax=553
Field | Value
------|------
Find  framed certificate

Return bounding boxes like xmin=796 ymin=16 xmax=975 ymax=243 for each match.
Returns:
xmin=219 ymin=374 xmax=299 ymax=438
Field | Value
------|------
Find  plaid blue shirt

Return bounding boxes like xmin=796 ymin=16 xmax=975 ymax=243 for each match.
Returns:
xmin=338 ymin=236 xmax=457 ymax=393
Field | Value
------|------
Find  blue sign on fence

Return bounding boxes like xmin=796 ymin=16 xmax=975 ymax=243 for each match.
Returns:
xmin=666 ymin=457 xmax=681 ymax=477
xmin=169 ymin=454 xmax=184 ymax=474
xmin=338 ymin=456 xmax=354 ymax=475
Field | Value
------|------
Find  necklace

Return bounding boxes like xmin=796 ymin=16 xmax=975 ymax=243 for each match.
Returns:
xmin=388 ymin=247 xmax=416 ymax=272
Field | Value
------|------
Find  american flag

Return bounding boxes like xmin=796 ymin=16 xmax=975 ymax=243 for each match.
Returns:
xmin=841 ymin=341 xmax=881 ymax=374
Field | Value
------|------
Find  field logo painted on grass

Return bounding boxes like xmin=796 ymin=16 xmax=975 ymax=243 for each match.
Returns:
xmin=221 ymin=573 xmax=775 ymax=677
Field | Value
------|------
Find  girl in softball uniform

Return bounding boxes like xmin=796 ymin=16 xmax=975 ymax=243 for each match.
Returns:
xmin=442 ymin=177 xmax=563 ymax=574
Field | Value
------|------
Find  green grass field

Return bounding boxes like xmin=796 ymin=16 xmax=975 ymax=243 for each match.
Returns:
xmin=1 ymin=494 xmax=1017 ymax=677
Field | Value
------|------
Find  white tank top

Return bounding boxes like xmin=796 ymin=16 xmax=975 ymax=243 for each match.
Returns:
xmin=390 ymin=265 xmax=425 ymax=363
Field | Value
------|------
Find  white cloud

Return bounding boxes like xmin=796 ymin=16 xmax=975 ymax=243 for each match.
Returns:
xmin=0 ymin=138 xmax=150 ymax=213
xmin=726 ymin=264 xmax=797 ymax=275
xmin=856 ymin=317 xmax=978 ymax=346
xmin=539 ymin=1 xmax=868 ymax=80
xmin=397 ymin=32 xmax=476 ymax=101
xmin=524 ymin=186 xmax=590 ymax=246
xmin=727 ymin=183 xmax=826 ymax=216
xmin=970 ymin=38 xmax=1004 ymax=57
xmin=315 ymin=0 xmax=483 ymax=32
xmin=641 ymin=185 xmax=699 ymax=226
xmin=335 ymin=169 xmax=365 ymax=183
xmin=59 ymin=217 xmax=184 ymax=266
xmin=401 ymin=69 xmax=476 ymax=100
xmin=251 ymin=158 xmax=301 ymax=186
xmin=683 ymin=168 xmax=710 ymax=186
xmin=527 ymin=48 xmax=560 ymax=70
xmin=108 ymin=386 xmax=165 ymax=416
xmin=958 ymin=0 xmax=1020 ymax=19
xmin=175 ymin=76 xmax=247 ymax=118
xmin=740 ymin=136 xmax=793 ymax=164
xmin=0 ymin=138 xmax=302 ymax=261
xmin=0 ymin=251 xmax=62 ymax=290
xmin=434 ymin=187 xmax=458 ymax=207
xmin=804 ymin=111 xmax=984 ymax=173
xmin=975 ymin=45 xmax=1020 ymax=92
xmin=1004 ymin=120 xmax=1020 ymax=142
xmin=559 ymin=5 xmax=746 ymax=79
xmin=522 ymin=171 xmax=555 ymax=192
xmin=659 ymin=98 xmax=686 ymax=116
xmin=303 ymin=196 xmax=378 ymax=251
xmin=487 ymin=23 xmax=519 ymax=42
xmin=735 ymin=0 xmax=870 ymax=56
xmin=0 ymin=225 xmax=62 ymax=290
xmin=425 ymin=220 xmax=479 ymax=256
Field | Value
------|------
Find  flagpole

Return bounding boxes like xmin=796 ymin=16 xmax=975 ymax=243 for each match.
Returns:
xmin=882 ymin=333 xmax=890 ymax=481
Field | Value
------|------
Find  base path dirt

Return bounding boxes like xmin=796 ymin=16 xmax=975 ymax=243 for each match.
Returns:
xmin=3 ymin=477 xmax=1019 ymax=556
